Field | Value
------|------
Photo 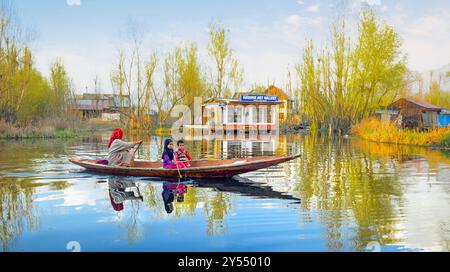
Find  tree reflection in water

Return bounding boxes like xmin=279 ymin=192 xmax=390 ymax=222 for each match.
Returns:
xmin=0 ymin=177 xmax=39 ymax=252
xmin=291 ymin=135 xmax=406 ymax=251
xmin=1 ymin=135 xmax=448 ymax=251
xmin=107 ymin=178 xmax=144 ymax=244
xmin=142 ymin=179 xmax=234 ymax=236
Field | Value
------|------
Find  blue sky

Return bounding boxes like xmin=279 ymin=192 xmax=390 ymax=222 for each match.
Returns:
xmin=11 ymin=0 xmax=450 ymax=93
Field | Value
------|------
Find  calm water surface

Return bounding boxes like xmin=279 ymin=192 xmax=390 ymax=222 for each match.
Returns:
xmin=0 ymin=134 xmax=449 ymax=252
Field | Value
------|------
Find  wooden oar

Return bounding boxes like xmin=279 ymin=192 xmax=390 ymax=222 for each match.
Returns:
xmin=130 ymin=141 xmax=143 ymax=167
xmin=174 ymin=156 xmax=183 ymax=179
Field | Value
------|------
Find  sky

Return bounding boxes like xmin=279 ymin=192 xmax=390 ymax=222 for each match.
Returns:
xmin=10 ymin=0 xmax=450 ymax=93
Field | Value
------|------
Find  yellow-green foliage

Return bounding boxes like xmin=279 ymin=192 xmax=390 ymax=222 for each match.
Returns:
xmin=296 ymin=9 xmax=408 ymax=133
xmin=415 ymin=81 xmax=450 ymax=109
xmin=208 ymin=23 xmax=244 ymax=98
xmin=0 ymin=5 xmax=73 ymax=126
xmin=353 ymin=118 xmax=450 ymax=146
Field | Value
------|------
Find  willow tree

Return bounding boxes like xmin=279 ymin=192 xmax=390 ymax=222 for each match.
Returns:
xmin=49 ymin=59 xmax=73 ymax=115
xmin=1 ymin=2 xmax=73 ymax=126
xmin=178 ymin=43 xmax=207 ymax=109
xmin=296 ymin=10 xmax=407 ymax=134
xmin=150 ymin=43 xmax=208 ymax=129
xmin=207 ymin=23 xmax=244 ymax=98
xmin=419 ymin=82 xmax=450 ymax=109
xmin=0 ymin=2 xmax=33 ymax=123
xmin=110 ymin=45 xmax=158 ymax=131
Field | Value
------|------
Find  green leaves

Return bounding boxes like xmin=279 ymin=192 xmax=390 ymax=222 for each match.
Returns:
xmin=296 ymin=9 xmax=408 ymax=134
xmin=1 ymin=7 xmax=72 ymax=126
xmin=208 ymin=23 xmax=243 ymax=98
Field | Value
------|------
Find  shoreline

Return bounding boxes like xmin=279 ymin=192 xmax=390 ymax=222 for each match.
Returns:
xmin=352 ymin=135 xmax=450 ymax=151
xmin=0 ymin=119 xmax=120 ymax=140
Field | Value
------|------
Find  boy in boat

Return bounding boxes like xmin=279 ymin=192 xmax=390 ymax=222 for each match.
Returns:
xmin=175 ymin=139 xmax=192 ymax=168
xmin=162 ymin=138 xmax=186 ymax=169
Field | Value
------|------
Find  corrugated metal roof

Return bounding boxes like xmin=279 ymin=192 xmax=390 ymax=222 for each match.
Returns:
xmin=402 ymin=98 xmax=442 ymax=110
xmin=73 ymin=100 xmax=109 ymax=111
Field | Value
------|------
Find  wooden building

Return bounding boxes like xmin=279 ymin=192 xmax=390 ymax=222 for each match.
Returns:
xmin=202 ymin=95 xmax=283 ymax=133
xmin=233 ymin=85 xmax=294 ymax=123
xmin=388 ymin=98 xmax=442 ymax=129
xmin=72 ymin=93 xmax=130 ymax=120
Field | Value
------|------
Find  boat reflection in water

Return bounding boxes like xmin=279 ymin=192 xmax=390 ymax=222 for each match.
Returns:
xmin=161 ymin=181 xmax=189 ymax=214
xmin=108 ymin=178 xmax=144 ymax=212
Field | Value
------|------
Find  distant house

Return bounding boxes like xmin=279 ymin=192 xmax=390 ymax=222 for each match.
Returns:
xmin=388 ymin=98 xmax=442 ymax=129
xmin=72 ymin=93 xmax=131 ymax=120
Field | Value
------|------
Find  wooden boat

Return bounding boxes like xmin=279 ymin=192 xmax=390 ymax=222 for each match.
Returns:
xmin=69 ymin=154 xmax=300 ymax=179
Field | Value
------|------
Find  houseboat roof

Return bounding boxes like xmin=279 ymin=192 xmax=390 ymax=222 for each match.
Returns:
xmin=72 ymin=99 xmax=109 ymax=111
xmin=233 ymin=85 xmax=294 ymax=102
xmin=389 ymin=98 xmax=443 ymax=111
xmin=203 ymin=98 xmax=284 ymax=106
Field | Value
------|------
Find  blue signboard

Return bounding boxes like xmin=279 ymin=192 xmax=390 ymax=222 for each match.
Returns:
xmin=240 ymin=94 xmax=279 ymax=102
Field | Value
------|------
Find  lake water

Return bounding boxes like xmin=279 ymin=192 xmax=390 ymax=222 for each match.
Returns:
xmin=0 ymin=134 xmax=449 ymax=252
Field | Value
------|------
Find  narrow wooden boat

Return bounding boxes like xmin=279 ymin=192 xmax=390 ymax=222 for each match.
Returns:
xmin=69 ymin=154 xmax=300 ymax=179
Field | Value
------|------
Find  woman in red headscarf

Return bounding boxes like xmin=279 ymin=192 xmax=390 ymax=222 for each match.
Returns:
xmin=107 ymin=128 xmax=142 ymax=166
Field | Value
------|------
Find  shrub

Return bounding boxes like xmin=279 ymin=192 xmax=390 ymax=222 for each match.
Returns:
xmin=352 ymin=118 xmax=450 ymax=146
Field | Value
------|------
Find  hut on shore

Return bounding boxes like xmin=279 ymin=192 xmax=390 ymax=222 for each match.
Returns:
xmin=388 ymin=98 xmax=442 ymax=129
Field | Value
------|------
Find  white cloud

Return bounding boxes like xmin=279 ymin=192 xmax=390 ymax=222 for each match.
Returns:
xmin=350 ymin=0 xmax=382 ymax=13
xmin=360 ymin=0 xmax=381 ymax=6
xmin=297 ymin=0 xmax=304 ymax=5
xmin=284 ymin=14 xmax=322 ymax=32
xmin=307 ymin=4 xmax=320 ymax=12
xmin=66 ymin=0 xmax=81 ymax=6
xmin=285 ymin=15 xmax=302 ymax=30
xmin=401 ymin=13 xmax=450 ymax=71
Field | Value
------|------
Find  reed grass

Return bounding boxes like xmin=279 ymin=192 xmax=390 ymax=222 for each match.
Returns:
xmin=0 ymin=118 xmax=78 ymax=139
xmin=352 ymin=118 xmax=450 ymax=147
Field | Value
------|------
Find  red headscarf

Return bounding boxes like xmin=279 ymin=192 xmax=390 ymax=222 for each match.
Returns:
xmin=108 ymin=128 xmax=123 ymax=148
xmin=109 ymin=193 xmax=124 ymax=212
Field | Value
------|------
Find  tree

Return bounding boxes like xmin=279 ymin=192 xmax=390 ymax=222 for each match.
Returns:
xmin=0 ymin=2 xmax=33 ymax=123
xmin=207 ymin=23 xmax=244 ymax=98
xmin=178 ymin=43 xmax=207 ymax=109
xmin=423 ymin=81 xmax=450 ymax=109
xmin=153 ymin=43 xmax=207 ymax=129
xmin=49 ymin=59 xmax=72 ymax=115
xmin=296 ymin=9 xmax=408 ymax=134
xmin=110 ymin=42 xmax=158 ymax=130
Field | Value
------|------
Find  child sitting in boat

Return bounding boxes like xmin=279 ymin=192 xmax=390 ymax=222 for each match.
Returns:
xmin=175 ymin=139 xmax=192 ymax=168
xmin=162 ymin=138 xmax=186 ymax=169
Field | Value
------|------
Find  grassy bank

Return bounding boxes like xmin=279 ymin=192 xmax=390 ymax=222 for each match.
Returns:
xmin=352 ymin=118 xmax=450 ymax=147
xmin=439 ymin=134 xmax=450 ymax=148
xmin=0 ymin=118 xmax=122 ymax=140
xmin=0 ymin=129 xmax=78 ymax=139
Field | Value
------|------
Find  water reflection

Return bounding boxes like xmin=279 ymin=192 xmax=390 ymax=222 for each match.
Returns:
xmin=161 ymin=181 xmax=189 ymax=214
xmin=0 ymin=177 xmax=39 ymax=251
xmin=0 ymin=135 xmax=449 ymax=251
xmin=291 ymin=136 xmax=405 ymax=251
xmin=108 ymin=178 xmax=143 ymax=212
